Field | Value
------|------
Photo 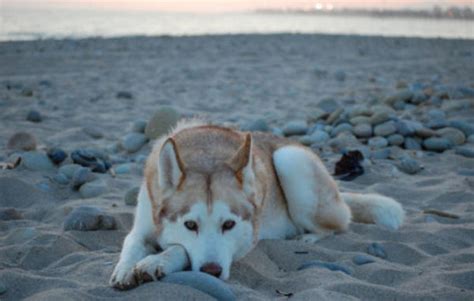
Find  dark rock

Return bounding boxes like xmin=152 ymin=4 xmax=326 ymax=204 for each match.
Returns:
xmin=71 ymin=149 xmax=111 ymax=173
xmin=132 ymin=120 xmax=147 ymax=133
xmin=298 ymin=260 xmax=352 ymax=275
xmin=385 ymin=89 xmax=413 ymax=105
xmin=335 ymin=70 xmax=346 ymax=81
xmin=116 ymin=91 xmax=133 ymax=99
xmin=47 ymin=148 xmax=67 ymax=164
xmin=63 ymin=206 xmax=116 ymax=231
xmin=26 ymin=110 xmax=42 ymax=122
xmin=352 ymin=255 xmax=375 ymax=265
xmin=367 ymin=242 xmax=387 ymax=259
xmin=71 ymin=167 xmax=95 ymax=189
xmin=0 ymin=208 xmax=23 ymax=220
xmin=7 ymin=132 xmax=36 ymax=151
xmin=317 ymin=98 xmax=339 ymax=113
xmin=334 ymin=150 xmax=364 ymax=181
xmin=423 ymin=137 xmax=452 ymax=152
xmin=58 ymin=164 xmax=82 ymax=179
xmin=124 ymin=187 xmax=140 ymax=206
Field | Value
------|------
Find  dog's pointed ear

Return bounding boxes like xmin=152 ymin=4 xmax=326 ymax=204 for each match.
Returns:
xmin=158 ymin=138 xmax=185 ymax=191
xmin=228 ymin=133 xmax=254 ymax=188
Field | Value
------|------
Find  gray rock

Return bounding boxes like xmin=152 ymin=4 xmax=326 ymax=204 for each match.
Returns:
xmin=124 ymin=187 xmax=140 ymax=206
xmin=427 ymin=109 xmax=446 ymax=120
xmin=326 ymin=108 xmax=344 ymax=124
xmin=348 ymin=105 xmax=371 ymax=118
xmin=162 ymin=272 xmax=236 ymax=301
xmin=79 ymin=180 xmax=107 ymax=198
xmin=306 ymin=108 xmax=327 ymax=123
xmin=385 ymin=89 xmax=413 ymax=105
xmin=272 ymin=127 xmax=284 ymax=137
xmin=283 ymin=120 xmax=307 ymax=136
xmin=449 ymin=120 xmax=474 ymax=137
xmin=374 ymin=121 xmax=397 ymax=137
xmin=352 ymin=255 xmax=375 ymax=265
xmin=63 ymin=206 xmax=116 ymax=231
xmin=437 ymin=127 xmax=466 ymax=145
xmin=404 ymin=137 xmax=422 ymax=150
xmin=114 ymin=163 xmax=133 ymax=174
xmin=58 ymin=164 xmax=82 ymax=179
xmin=241 ymin=119 xmax=270 ymax=132
xmin=368 ymin=137 xmax=388 ymax=148
xmin=335 ymin=70 xmax=346 ymax=81
xmin=53 ymin=173 xmax=70 ymax=185
xmin=121 ymin=133 xmax=147 ymax=153
xmin=423 ymin=137 xmax=453 ymax=152
xmin=371 ymin=148 xmax=391 ymax=160
xmin=350 ymin=116 xmax=371 ymax=125
xmin=410 ymin=91 xmax=427 ymax=104
xmin=71 ymin=167 xmax=95 ymax=189
xmin=353 ymin=123 xmax=372 ymax=138
xmin=21 ymin=152 xmax=55 ymax=171
xmin=367 ymin=242 xmax=387 ymax=259
xmin=132 ymin=120 xmax=147 ymax=133
xmin=426 ymin=119 xmax=448 ymax=129
xmin=369 ymin=112 xmax=390 ymax=125
xmin=398 ymin=157 xmax=423 ymax=174
xmin=26 ymin=110 xmax=42 ymax=122
xmin=396 ymin=120 xmax=423 ymax=136
xmin=415 ymin=127 xmax=437 ymax=138
xmin=387 ymin=134 xmax=404 ymax=146
xmin=298 ymin=260 xmax=352 ymax=275
xmin=455 ymin=146 xmax=474 ymax=158
xmin=331 ymin=123 xmax=353 ymax=137
xmin=301 ymin=130 xmax=330 ymax=146
xmin=317 ymin=98 xmax=339 ymax=113
xmin=329 ymin=132 xmax=361 ymax=152
xmin=145 ymin=107 xmax=180 ymax=140
xmin=83 ymin=126 xmax=104 ymax=139
xmin=7 ymin=132 xmax=37 ymax=151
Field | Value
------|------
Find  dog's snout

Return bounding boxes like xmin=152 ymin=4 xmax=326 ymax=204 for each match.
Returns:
xmin=200 ymin=262 xmax=222 ymax=278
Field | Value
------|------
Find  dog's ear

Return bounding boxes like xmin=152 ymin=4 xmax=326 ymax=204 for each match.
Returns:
xmin=228 ymin=133 xmax=255 ymax=190
xmin=158 ymin=138 xmax=185 ymax=191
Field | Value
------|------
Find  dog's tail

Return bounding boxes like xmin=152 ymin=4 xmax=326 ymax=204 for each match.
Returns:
xmin=340 ymin=192 xmax=405 ymax=230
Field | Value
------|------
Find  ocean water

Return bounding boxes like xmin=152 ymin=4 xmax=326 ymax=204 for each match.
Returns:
xmin=1 ymin=7 xmax=473 ymax=41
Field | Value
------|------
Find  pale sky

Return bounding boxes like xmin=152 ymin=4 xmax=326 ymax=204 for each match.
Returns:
xmin=3 ymin=0 xmax=473 ymax=12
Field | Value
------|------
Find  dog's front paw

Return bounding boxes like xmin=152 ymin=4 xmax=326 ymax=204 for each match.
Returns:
xmin=110 ymin=262 xmax=138 ymax=290
xmin=133 ymin=254 xmax=171 ymax=283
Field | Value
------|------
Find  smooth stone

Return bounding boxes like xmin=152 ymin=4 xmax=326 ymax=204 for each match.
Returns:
xmin=387 ymin=134 xmax=404 ymax=146
xmin=468 ymin=135 xmax=474 ymax=143
xmin=326 ymin=108 xmax=344 ymax=124
xmin=423 ymin=137 xmax=453 ymax=152
xmin=83 ymin=126 xmax=104 ymax=139
xmin=115 ymin=163 xmax=133 ymax=174
xmin=63 ymin=206 xmax=116 ymax=231
xmin=404 ymin=137 xmax=422 ymax=150
xmin=427 ymin=109 xmax=446 ymax=120
xmin=335 ymin=70 xmax=346 ymax=81
xmin=410 ymin=91 xmax=427 ymax=104
xmin=162 ymin=271 xmax=236 ymax=301
xmin=7 ymin=132 xmax=37 ymax=151
xmin=368 ymin=137 xmax=388 ymax=148
xmin=282 ymin=120 xmax=307 ymax=136
xmin=0 ymin=281 xmax=6 ymax=295
xmin=58 ymin=164 xmax=82 ymax=179
xmin=331 ymin=123 xmax=352 ymax=137
xmin=350 ymin=116 xmax=371 ymax=125
xmin=121 ymin=133 xmax=147 ymax=153
xmin=352 ymin=255 xmax=375 ymax=265
xmin=47 ymin=148 xmax=67 ymax=164
xmin=348 ymin=105 xmax=371 ymax=118
xmin=371 ymin=148 xmax=391 ymax=160
xmin=145 ymin=107 xmax=180 ymax=140
xmin=240 ymin=119 xmax=270 ymax=132
xmin=353 ymin=123 xmax=372 ymax=138
xmin=398 ymin=157 xmax=423 ymax=174
xmin=71 ymin=167 xmax=95 ymax=189
xmin=374 ymin=121 xmax=397 ymax=137
xmin=0 ymin=208 xmax=23 ymax=220
xmin=367 ymin=242 xmax=387 ymax=259
xmin=71 ymin=149 xmax=111 ymax=173
xmin=79 ymin=180 xmax=107 ymax=198
xmin=21 ymin=152 xmax=55 ymax=171
xmin=385 ymin=89 xmax=413 ymax=105
xmin=369 ymin=112 xmax=390 ymax=125
xmin=300 ymin=130 xmax=330 ymax=146
xmin=124 ymin=186 xmax=140 ymax=206
xmin=415 ymin=127 xmax=438 ymax=138
xmin=26 ymin=110 xmax=42 ymax=122
xmin=455 ymin=146 xmax=474 ymax=158
xmin=306 ymin=108 xmax=327 ymax=123
xmin=317 ymin=98 xmax=339 ymax=113
xmin=272 ymin=127 xmax=284 ymax=137
xmin=132 ymin=120 xmax=147 ymax=133
xmin=426 ymin=119 xmax=448 ymax=129
xmin=53 ymin=173 xmax=70 ymax=185
xmin=449 ymin=120 xmax=474 ymax=136
xmin=116 ymin=91 xmax=133 ymax=99
xmin=298 ymin=260 xmax=352 ymax=275
xmin=437 ymin=127 xmax=466 ymax=145
xmin=396 ymin=120 xmax=423 ymax=136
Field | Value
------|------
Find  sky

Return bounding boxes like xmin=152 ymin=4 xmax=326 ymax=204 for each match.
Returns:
xmin=3 ymin=0 xmax=474 ymax=12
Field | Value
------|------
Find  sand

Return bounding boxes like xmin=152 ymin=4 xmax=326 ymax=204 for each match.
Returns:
xmin=1 ymin=34 xmax=474 ymax=300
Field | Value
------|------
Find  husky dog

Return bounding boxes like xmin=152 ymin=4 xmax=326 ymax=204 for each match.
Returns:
xmin=110 ymin=120 xmax=404 ymax=289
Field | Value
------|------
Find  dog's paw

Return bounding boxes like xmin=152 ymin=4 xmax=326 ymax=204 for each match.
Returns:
xmin=133 ymin=254 xmax=171 ymax=283
xmin=110 ymin=262 xmax=138 ymax=290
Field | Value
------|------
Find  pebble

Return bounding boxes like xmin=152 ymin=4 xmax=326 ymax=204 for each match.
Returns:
xmin=83 ymin=126 xmax=104 ymax=139
xmin=348 ymin=105 xmax=371 ymax=118
xmin=427 ymin=109 xmax=446 ymax=120
xmin=71 ymin=149 xmax=111 ymax=173
xmin=455 ymin=146 xmax=474 ymax=158
xmin=374 ymin=121 xmax=397 ymax=137
xmin=317 ymin=98 xmax=339 ymax=113
xmin=300 ymin=130 xmax=330 ymax=146
xmin=47 ymin=148 xmax=67 ymax=164
xmin=79 ymin=180 xmax=107 ymax=198
xmin=353 ymin=123 xmax=372 ymax=138
xmin=0 ymin=208 xmax=23 ymax=220
xmin=0 ymin=281 xmax=6 ymax=295
xmin=335 ymin=70 xmax=346 ymax=81
xmin=114 ymin=163 xmax=133 ymax=174
xmin=352 ymin=255 xmax=375 ymax=265
xmin=331 ymin=123 xmax=352 ymax=137
xmin=71 ymin=167 xmax=95 ymax=189
xmin=21 ymin=152 xmax=55 ymax=171
xmin=241 ymin=119 xmax=270 ymax=132
xmin=326 ymin=108 xmax=344 ymax=124
xmin=282 ymin=120 xmax=308 ymax=136
xmin=53 ymin=173 xmax=70 ymax=185
xmin=415 ymin=127 xmax=437 ymax=138
xmin=404 ymin=137 xmax=422 ymax=150
xmin=7 ymin=132 xmax=37 ymax=151
xmin=368 ymin=137 xmax=388 ymax=148
xmin=162 ymin=272 xmax=236 ymax=301
xmin=26 ymin=110 xmax=42 ymax=122
xmin=132 ymin=120 xmax=147 ymax=133
xmin=367 ymin=242 xmax=387 ymax=259
xmin=369 ymin=112 xmax=390 ymax=125
xmin=124 ymin=186 xmax=140 ymax=206
xmin=449 ymin=120 xmax=474 ymax=137
xmin=350 ymin=116 xmax=371 ymax=125
xmin=307 ymin=108 xmax=327 ymax=123
xmin=387 ymin=134 xmax=404 ymax=146
xmin=63 ymin=206 xmax=116 ymax=231
xmin=410 ymin=91 xmax=427 ymax=104
xmin=396 ymin=120 xmax=423 ymax=136
xmin=398 ymin=157 xmax=423 ymax=174
xmin=371 ymin=148 xmax=391 ymax=160
xmin=385 ymin=89 xmax=413 ymax=105
xmin=437 ymin=127 xmax=466 ymax=145
xmin=145 ymin=107 xmax=180 ymax=140
xmin=58 ymin=164 xmax=82 ymax=179
xmin=423 ymin=137 xmax=452 ymax=152
xmin=116 ymin=91 xmax=133 ymax=99
xmin=298 ymin=260 xmax=352 ymax=275
xmin=121 ymin=133 xmax=147 ymax=153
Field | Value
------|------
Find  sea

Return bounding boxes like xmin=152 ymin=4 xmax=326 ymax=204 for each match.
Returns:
xmin=1 ymin=7 xmax=473 ymax=41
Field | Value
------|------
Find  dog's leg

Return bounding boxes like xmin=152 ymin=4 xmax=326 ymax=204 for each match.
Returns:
xmin=273 ymin=145 xmax=351 ymax=242
xmin=110 ymin=185 xmax=156 ymax=290
xmin=134 ymin=245 xmax=190 ymax=283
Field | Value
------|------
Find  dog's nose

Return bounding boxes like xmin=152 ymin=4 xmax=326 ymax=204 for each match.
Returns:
xmin=200 ymin=262 xmax=222 ymax=278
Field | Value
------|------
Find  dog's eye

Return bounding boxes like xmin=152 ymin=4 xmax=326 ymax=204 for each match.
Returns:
xmin=222 ymin=220 xmax=236 ymax=232
xmin=184 ymin=220 xmax=198 ymax=232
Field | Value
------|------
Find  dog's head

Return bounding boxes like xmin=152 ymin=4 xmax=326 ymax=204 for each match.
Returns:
xmin=152 ymin=133 xmax=259 ymax=280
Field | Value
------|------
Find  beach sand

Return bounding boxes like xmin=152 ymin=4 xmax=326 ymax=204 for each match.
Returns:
xmin=1 ymin=34 xmax=474 ymax=300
